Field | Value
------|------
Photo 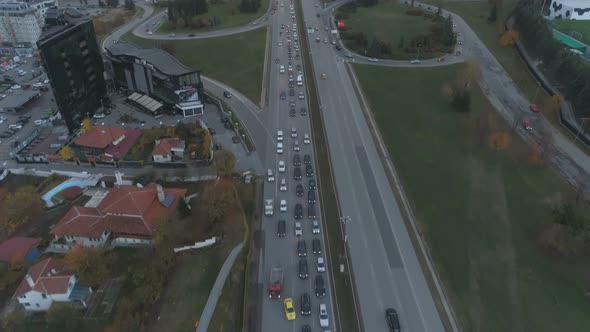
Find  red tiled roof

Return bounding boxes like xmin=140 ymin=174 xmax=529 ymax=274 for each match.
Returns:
xmin=0 ymin=237 xmax=40 ymax=263
xmin=74 ymin=126 xmax=127 ymax=149
xmin=152 ymin=138 xmax=185 ymax=156
xmin=51 ymin=183 xmax=186 ymax=238
xmin=13 ymin=258 xmax=72 ymax=298
xmin=104 ymin=128 xmax=142 ymax=159
xmin=62 ymin=186 xmax=83 ymax=200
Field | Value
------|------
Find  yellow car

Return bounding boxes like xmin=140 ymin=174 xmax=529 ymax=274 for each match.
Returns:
xmin=321 ymin=73 xmax=327 ymax=79
xmin=284 ymin=298 xmax=296 ymax=321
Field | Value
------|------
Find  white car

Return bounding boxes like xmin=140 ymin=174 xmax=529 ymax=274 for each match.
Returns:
xmin=295 ymin=222 xmax=302 ymax=236
xmin=312 ymin=220 xmax=320 ymax=234
xmin=278 ymin=41 xmax=283 ymax=46
xmin=278 ymin=160 xmax=286 ymax=172
xmin=303 ymin=134 xmax=310 ymax=144
xmin=410 ymin=59 xmax=421 ymax=64
xmin=93 ymin=113 xmax=105 ymax=119
xmin=293 ymin=140 xmax=300 ymax=151
xmin=277 ymin=142 xmax=283 ymax=154
xmin=148 ymin=31 xmax=153 ymax=35
xmin=34 ymin=119 xmax=47 ymax=126
xmin=317 ymin=257 xmax=326 ymax=272
xmin=43 ymin=79 xmax=49 ymax=84
xmin=11 ymin=85 xmax=21 ymax=89
xmin=277 ymin=130 xmax=284 ymax=141
xmin=280 ymin=178 xmax=287 ymax=192
xmin=368 ymin=58 xmax=379 ymax=62
xmin=288 ymin=65 xmax=293 ymax=71
xmin=8 ymin=124 xmax=22 ymax=129
xmin=280 ymin=199 xmax=287 ymax=212
xmin=280 ymin=65 xmax=285 ymax=73
xmin=319 ymin=304 xmax=329 ymax=327
xmin=267 ymin=169 xmax=275 ymax=182
xmin=291 ymin=127 xmax=297 ymax=138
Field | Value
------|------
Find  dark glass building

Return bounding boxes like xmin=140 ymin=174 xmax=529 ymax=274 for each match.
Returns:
xmin=104 ymin=42 xmax=205 ymax=117
xmin=37 ymin=7 xmax=107 ymax=133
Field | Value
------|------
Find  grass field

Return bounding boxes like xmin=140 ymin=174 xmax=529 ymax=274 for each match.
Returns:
xmin=121 ymin=28 xmax=266 ymax=103
xmin=353 ymin=64 xmax=590 ymax=332
xmin=551 ymin=19 xmax=590 ymax=45
xmin=338 ymin=1 xmax=446 ymax=59
xmin=158 ymin=0 xmax=270 ymax=33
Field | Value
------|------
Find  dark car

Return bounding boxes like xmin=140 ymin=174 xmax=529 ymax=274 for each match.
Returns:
xmin=305 ymin=164 xmax=314 ymax=177
xmin=289 ymin=81 xmax=295 ymax=88
xmin=300 ymin=107 xmax=307 ymax=116
xmin=0 ymin=133 xmax=9 ymax=138
xmin=336 ymin=44 xmax=342 ymax=50
xmin=300 ymin=293 xmax=312 ymax=316
xmin=293 ymin=154 xmax=301 ymax=166
xmin=289 ymin=108 xmax=296 ymax=117
xmin=289 ymin=88 xmax=295 ymax=96
xmin=309 ymin=179 xmax=316 ymax=190
xmin=304 ymin=154 xmax=311 ymax=165
xmin=315 ymin=275 xmax=325 ymax=297
xmin=294 ymin=167 xmax=302 ymax=180
xmin=188 ymin=33 xmax=196 ymax=37
xmin=308 ymin=189 xmax=316 ymax=204
xmin=308 ymin=203 xmax=316 ymax=219
xmin=299 ymin=258 xmax=309 ymax=279
xmin=280 ymin=92 xmax=287 ymax=100
xmin=294 ymin=203 xmax=303 ymax=219
xmin=312 ymin=238 xmax=321 ymax=255
xmin=296 ymin=184 xmax=304 ymax=196
xmin=385 ymin=308 xmax=401 ymax=332
xmin=301 ymin=325 xmax=311 ymax=332
xmin=223 ymin=91 xmax=232 ymax=98
xmin=223 ymin=121 xmax=233 ymax=130
xmin=277 ymin=220 xmax=286 ymax=237
xmin=297 ymin=239 xmax=307 ymax=257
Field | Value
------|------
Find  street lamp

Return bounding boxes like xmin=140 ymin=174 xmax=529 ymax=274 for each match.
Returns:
xmin=574 ymin=117 xmax=589 ymax=143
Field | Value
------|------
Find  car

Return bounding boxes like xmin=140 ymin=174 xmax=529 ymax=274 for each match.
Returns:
xmin=43 ymin=79 xmax=49 ymax=84
xmin=315 ymin=275 xmax=325 ymax=297
xmin=188 ymin=33 xmax=196 ymax=37
xmin=309 ymin=179 xmax=316 ymax=191
xmin=296 ymin=64 xmax=302 ymax=70
xmin=300 ymin=107 xmax=307 ymax=116
xmin=410 ymin=59 xmax=421 ymax=64
xmin=295 ymin=221 xmax=303 ymax=236
xmin=8 ymin=124 xmax=22 ymax=129
xmin=93 ymin=113 xmax=105 ymax=119
xmin=148 ymin=31 xmax=153 ymax=35
xmin=299 ymin=258 xmax=309 ymax=279
xmin=304 ymin=154 xmax=311 ymax=165
xmin=458 ymin=40 xmax=463 ymax=45
xmin=280 ymin=178 xmax=287 ymax=192
xmin=294 ymin=167 xmax=302 ymax=180
xmin=11 ymin=85 xmax=21 ymax=89
xmin=289 ymin=100 xmax=296 ymax=107
xmin=305 ymin=164 xmax=314 ymax=177
xmin=455 ymin=51 xmax=461 ymax=56
xmin=385 ymin=308 xmax=401 ymax=332
xmin=289 ymin=89 xmax=295 ymax=96
xmin=336 ymin=44 xmax=342 ymax=50
xmin=280 ymin=65 xmax=285 ymax=73
xmin=522 ymin=119 xmax=533 ymax=131
xmin=303 ymin=133 xmax=310 ymax=144
xmin=298 ymin=92 xmax=305 ymax=100
xmin=323 ymin=39 xmax=328 ymax=43
xmin=294 ymin=203 xmax=303 ymax=219
xmin=278 ymin=160 xmax=286 ymax=173
xmin=436 ymin=57 xmax=445 ymax=62
xmin=293 ymin=140 xmax=300 ymax=151
xmin=291 ymin=127 xmax=297 ymax=138
xmin=321 ymin=73 xmax=327 ymax=79
xmin=277 ymin=220 xmax=286 ymax=237
xmin=277 ymin=130 xmax=284 ymax=142
xmin=288 ymin=65 xmax=293 ymax=71
xmin=296 ymin=184 xmax=304 ymax=196
xmin=277 ymin=142 xmax=284 ymax=154
xmin=278 ymin=41 xmax=283 ymax=46
xmin=308 ymin=189 xmax=316 ymax=204
xmin=267 ymin=169 xmax=275 ymax=182
xmin=280 ymin=199 xmax=287 ymax=212
xmin=297 ymin=239 xmax=307 ymax=257
xmin=280 ymin=92 xmax=287 ymax=100
xmin=223 ymin=91 xmax=232 ymax=98
xmin=317 ymin=256 xmax=326 ymax=272
xmin=289 ymin=81 xmax=295 ymax=88
xmin=300 ymin=293 xmax=312 ymax=316
xmin=319 ymin=303 xmax=329 ymax=327
xmin=368 ymin=57 xmax=379 ymax=62
xmin=530 ymin=103 xmax=540 ymax=113
xmin=168 ymin=33 xmax=176 ymax=37
xmin=312 ymin=220 xmax=320 ymax=234
xmin=312 ymin=238 xmax=321 ymax=255
xmin=344 ymin=53 xmax=354 ymax=58
xmin=308 ymin=203 xmax=316 ymax=219
xmin=284 ymin=298 xmax=296 ymax=321
xmin=316 ymin=37 xmax=320 ymax=42
xmin=293 ymin=154 xmax=301 ymax=166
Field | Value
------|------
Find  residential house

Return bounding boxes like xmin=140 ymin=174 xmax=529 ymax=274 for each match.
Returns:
xmin=0 ymin=237 xmax=41 ymax=265
xmin=13 ymin=257 xmax=91 ymax=312
xmin=50 ymin=183 xmax=186 ymax=250
xmin=152 ymin=138 xmax=185 ymax=162
xmin=72 ymin=125 xmax=141 ymax=162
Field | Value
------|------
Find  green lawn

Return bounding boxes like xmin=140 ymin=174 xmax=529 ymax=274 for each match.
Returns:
xmin=158 ymin=0 xmax=270 ymax=33
xmin=354 ymin=64 xmax=590 ymax=332
xmin=121 ymin=28 xmax=266 ymax=103
xmin=551 ymin=19 xmax=590 ymax=45
xmin=338 ymin=1 xmax=446 ymax=59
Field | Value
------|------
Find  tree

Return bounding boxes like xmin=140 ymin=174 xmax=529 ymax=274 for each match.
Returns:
xmin=488 ymin=131 xmax=510 ymax=151
xmin=457 ymin=59 xmax=482 ymax=89
xmin=451 ymin=89 xmax=471 ymax=112
xmin=1 ymin=309 xmax=25 ymax=332
xmin=81 ymin=118 xmax=93 ymax=133
xmin=64 ymin=245 xmax=109 ymax=286
xmin=213 ymin=150 xmax=236 ymax=176
xmin=0 ymin=187 xmax=43 ymax=238
xmin=46 ymin=303 xmax=82 ymax=332
xmin=198 ymin=132 xmax=211 ymax=160
xmin=175 ymin=17 xmax=185 ymax=29
xmin=60 ymin=146 xmax=76 ymax=161
xmin=487 ymin=5 xmax=497 ymax=22
xmin=367 ymin=36 xmax=381 ymax=58
xmin=499 ymin=30 xmax=519 ymax=47
xmin=552 ymin=203 xmax=588 ymax=235
xmin=398 ymin=36 xmax=405 ymax=49
xmin=199 ymin=183 xmax=234 ymax=223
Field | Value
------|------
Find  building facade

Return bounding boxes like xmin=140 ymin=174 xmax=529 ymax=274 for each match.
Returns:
xmin=37 ymin=7 xmax=106 ymax=133
xmin=105 ymin=42 xmax=205 ymax=117
xmin=0 ymin=0 xmax=56 ymax=48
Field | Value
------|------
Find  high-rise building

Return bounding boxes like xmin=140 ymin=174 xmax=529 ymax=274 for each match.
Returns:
xmin=37 ymin=7 xmax=106 ymax=133
xmin=0 ymin=0 xmax=57 ymax=48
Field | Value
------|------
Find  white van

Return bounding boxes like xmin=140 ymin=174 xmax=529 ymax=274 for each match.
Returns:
xmin=280 ymin=65 xmax=285 ymax=73
xmin=267 ymin=169 xmax=275 ymax=182
xmin=410 ymin=59 xmax=421 ymax=64
xmin=297 ymin=74 xmax=303 ymax=86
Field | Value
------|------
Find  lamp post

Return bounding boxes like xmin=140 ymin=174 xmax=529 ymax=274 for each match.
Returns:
xmin=574 ymin=117 xmax=589 ymax=143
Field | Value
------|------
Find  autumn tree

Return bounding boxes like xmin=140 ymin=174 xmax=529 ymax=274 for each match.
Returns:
xmin=1 ymin=309 xmax=25 ymax=332
xmin=213 ymin=149 xmax=236 ymax=176
xmin=198 ymin=183 xmax=234 ymax=223
xmin=64 ymin=245 xmax=109 ymax=286
xmin=499 ymin=30 xmax=519 ymax=47
xmin=81 ymin=118 xmax=94 ymax=133
xmin=488 ymin=131 xmax=510 ymax=151
xmin=0 ymin=187 xmax=43 ymax=238
xmin=542 ymin=94 xmax=563 ymax=116
xmin=46 ymin=302 xmax=82 ymax=332
xmin=199 ymin=131 xmax=211 ymax=160
xmin=60 ymin=146 xmax=76 ymax=161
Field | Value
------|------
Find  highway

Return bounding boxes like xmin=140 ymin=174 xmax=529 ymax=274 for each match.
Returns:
xmin=258 ymin=1 xmax=337 ymax=331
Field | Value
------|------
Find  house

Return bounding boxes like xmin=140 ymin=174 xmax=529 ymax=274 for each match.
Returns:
xmin=13 ymin=257 xmax=91 ymax=312
xmin=152 ymin=138 xmax=185 ymax=162
xmin=50 ymin=183 xmax=186 ymax=249
xmin=73 ymin=125 xmax=142 ymax=162
xmin=0 ymin=237 xmax=41 ymax=265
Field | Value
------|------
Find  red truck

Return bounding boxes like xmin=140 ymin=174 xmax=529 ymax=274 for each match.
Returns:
xmin=268 ymin=267 xmax=284 ymax=298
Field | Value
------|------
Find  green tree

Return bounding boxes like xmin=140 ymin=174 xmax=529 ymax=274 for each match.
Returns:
xmin=553 ymin=203 xmax=588 ymax=235
xmin=64 ymin=245 xmax=110 ymax=286
xmin=487 ymin=5 xmax=497 ymax=22
xmin=398 ymin=36 xmax=405 ymax=49
xmin=1 ymin=309 xmax=25 ymax=332
xmin=451 ymin=89 xmax=471 ymax=112
xmin=368 ymin=36 xmax=381 ymax=57
xmin=213 ymin=149 xmax=236 ymax=176
xmin=46 ymin=303 xmax=82 ymax=332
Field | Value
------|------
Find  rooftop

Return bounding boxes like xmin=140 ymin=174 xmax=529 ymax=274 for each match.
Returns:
xmin=106 ymin=42 xmax=196 ymax=76
xmin=0 ymin=89 xmax=40 ymax=110
xmin=0 ymin=237 xmax=40 ymax=263
xmin=152 ymin=138 xmax=185 ymax=156
xmin=13 ymin=257 xmax=72 ymax=298
xmin=38 ymin=7 xmax=90 ymax=45
xmin=74 ymin=126 xmax=127 ymax=149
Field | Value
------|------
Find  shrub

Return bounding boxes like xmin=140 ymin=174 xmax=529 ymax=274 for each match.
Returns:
xmin=406 ymin=9 xmax=424 ymax=16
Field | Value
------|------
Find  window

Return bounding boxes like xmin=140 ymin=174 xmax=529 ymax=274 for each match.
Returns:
xmin=23 ymin=302 xmax=30 ymax=306
xmin=41 ymin=293 xmax=46 ymax=299
xmin=35 ymin=303 xmax=40 ymax=307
